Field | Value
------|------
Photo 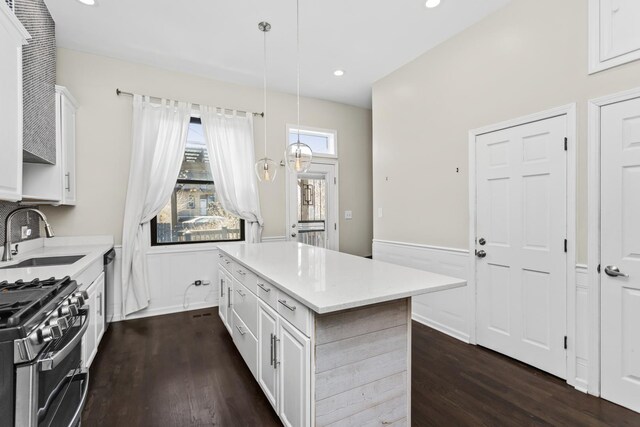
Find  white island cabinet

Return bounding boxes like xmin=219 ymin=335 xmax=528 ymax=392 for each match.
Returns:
xmin=217 ymin=242 xmax=466 ymax=427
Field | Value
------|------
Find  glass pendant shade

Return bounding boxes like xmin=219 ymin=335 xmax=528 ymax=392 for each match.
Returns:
xmin=285 ymin=141 xmax=313 ymax=173
xmin=255 ymin=157 xmax=278 ymax=182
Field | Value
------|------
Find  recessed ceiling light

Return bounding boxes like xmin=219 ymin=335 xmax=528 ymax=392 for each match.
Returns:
xmin=76 ymin=0 xmax=96 ymax=5
xmin=333 ymin=69 xmax=345 ymax=77
xmin=425 ymin=0 xmax=440 ymax=8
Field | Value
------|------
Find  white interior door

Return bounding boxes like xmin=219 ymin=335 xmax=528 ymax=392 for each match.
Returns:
xmin=475 ymin=115 xmax=567 ymax=378
xmin=287 ymin=162 xmax=338 ymax=250
xmin=601 ymin=96 xmax=640 ymax=413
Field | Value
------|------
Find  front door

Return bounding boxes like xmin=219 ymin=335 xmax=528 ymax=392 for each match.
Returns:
xmin=600 ymin=96 xmax=640 ymax=413
xmin=287 ymin=162 xmax=338 ymax=250
xmin=475 ymin=115 xmax=567 ymax=378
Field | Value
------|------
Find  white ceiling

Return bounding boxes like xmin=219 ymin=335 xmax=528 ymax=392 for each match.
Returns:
xmin=44 ymin=0 xmax=510 ymax=108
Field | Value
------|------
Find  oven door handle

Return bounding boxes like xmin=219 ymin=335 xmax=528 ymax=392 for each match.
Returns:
xmin=37 ymin=368 xmax=89 ymax=425
xmin=39 ymin=310 xmax=90 ymax=372
xmin=68 ymin=370 xmax=90 ymax=427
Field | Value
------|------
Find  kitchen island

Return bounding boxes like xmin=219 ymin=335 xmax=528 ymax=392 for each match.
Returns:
xmin=217 ymin=242 xmax=466 ymax=427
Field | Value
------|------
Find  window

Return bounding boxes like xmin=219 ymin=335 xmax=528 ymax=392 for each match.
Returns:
xmin=150 ymin=118 xmax=244 ymax=245
xmin=288 ymin=126 xmax=337 ymax=157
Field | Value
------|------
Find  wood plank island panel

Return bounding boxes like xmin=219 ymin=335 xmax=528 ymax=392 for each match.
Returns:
xmin=314 ymin=299 xmax=411 ymax=426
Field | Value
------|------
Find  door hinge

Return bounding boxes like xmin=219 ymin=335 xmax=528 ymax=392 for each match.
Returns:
xmin=564 ymin=137 xmax=568 ymax=151
xmin=564 ymin=336 xmax=568 ymax=350
xmin=334 ymin=177 xmax=336 ymax=184
xmin=334 ymin=223 xmax=337 ymax=230
xmin=564 ymin=239 xmax=567 ymax=253
xmin=597 ymin=264 xmax=601 ymax=274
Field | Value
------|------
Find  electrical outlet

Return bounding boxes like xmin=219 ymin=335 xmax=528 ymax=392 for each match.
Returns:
xmin=21 ymin=226 xmax=31 ymax=239
xmin=344 ymin=210 xmax=353 ymax=220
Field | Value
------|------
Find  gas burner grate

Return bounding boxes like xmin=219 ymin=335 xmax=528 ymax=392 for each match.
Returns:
xmin=0 ymin=276 xmax=73 ymax=328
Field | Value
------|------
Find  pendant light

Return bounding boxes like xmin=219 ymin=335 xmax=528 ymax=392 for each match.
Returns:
xmin=255 ymin=21 xmax=278 ymax=182
xmin=285 ymin=0 xmax=313 ymax=173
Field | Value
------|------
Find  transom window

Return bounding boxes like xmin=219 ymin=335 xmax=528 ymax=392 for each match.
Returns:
xmin=150 ymin=118 xmax=244 ymax=245
xmin=288 ymin=126 xmax=337 ymax=157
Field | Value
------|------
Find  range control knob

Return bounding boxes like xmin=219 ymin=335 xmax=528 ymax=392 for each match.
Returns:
xmin=68 ymin=291 xmax=89 ymax=307
xmin=40 ymin=324 xmax=63 ymax=343
xmin=55 ymin=316 xmax=70 ymax=332
xmin=58 ymin=304 xmax=79 ymax=317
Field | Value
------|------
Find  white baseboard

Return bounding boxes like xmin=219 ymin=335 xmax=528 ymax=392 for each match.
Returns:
xmin=112 ymin=301 xmax=217 ymax=322
xmin=412 ymin=311 xmax=471 ymax=343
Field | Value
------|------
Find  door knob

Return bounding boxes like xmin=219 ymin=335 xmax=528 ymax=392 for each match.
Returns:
xmin=604 ymin=265 xmax=629 ymax=278
xmin=291 ymin=233 xmax=297 ymax=238
xmin=478 ymin=238 xmax=486 ymax=246
xmin=476 ymin=250 xmax=487 ymax=258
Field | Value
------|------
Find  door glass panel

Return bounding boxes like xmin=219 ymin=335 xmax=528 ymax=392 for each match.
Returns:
xmin=296 ymin=175 xmax=327 ymax=248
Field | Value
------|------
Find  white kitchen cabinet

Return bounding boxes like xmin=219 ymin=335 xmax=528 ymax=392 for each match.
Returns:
xmin=278 ymin=319 xmax=310 ymax=427
xmin=0 ymin=3 xmax=29 ymax=202
xmin=22 ymin=86 xmax=78 ymax=205
xmin=258 ymin=301 xmax=279 ymax=410
xmin=81 ymin=271 xmax=105 ymax=368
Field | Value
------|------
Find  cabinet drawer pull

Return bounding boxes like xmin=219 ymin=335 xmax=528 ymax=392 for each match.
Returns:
xmin=218 ymin=254 xmax=223 ymax=259
xmin=257 ymin=283 xmax=271 ymax=293
xmin=278 ymin=299 xmax=296 ymax=312
xmin=269 ymin=333 xmax=274 ymax=366
xmin=220 ymin=279 xmax=225 ymax=297
xmin=273 ymin=335 xmax=280 ymax=367
xmin=235 ymin=325 xmax=246 ymax=336
xmin=236 ymin=289 xmax=246 ymax=297
xmin=236 ymin=269 xmax=246 ymax=276
xmin=227 ymin=287 xmax=231 ymax=308
xmin=65 ymin=173 xmax=71 ymax=191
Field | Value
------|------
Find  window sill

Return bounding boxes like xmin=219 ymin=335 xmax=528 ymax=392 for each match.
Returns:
xmin=146 ymin=241 xmax=245 ymax=255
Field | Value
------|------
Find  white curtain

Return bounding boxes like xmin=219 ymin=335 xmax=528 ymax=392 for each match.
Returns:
xmin=121 ymin=95 xmax=192 ymax=316
xmin=200 ymin=106 xmax=264 ymax=242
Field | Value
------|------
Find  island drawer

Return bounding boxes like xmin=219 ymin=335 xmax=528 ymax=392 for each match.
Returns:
xmin=232 ymin=310 xmax=257 ymax=379
xmin=232 ymin=279 xmax=258 ymax=336
xmin=231 ymin=264 xmax=258 ymax=294
xmin=218 ymin=254 xmax=235 ymax=274
xmin=277 ymin=291 xmax=311 ymax=337
xmin=256 ymin=278 xmax=280 ymax=311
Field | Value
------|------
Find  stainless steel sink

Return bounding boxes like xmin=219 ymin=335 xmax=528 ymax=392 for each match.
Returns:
xmin=0 ymin=255 xmax=85 ymax=269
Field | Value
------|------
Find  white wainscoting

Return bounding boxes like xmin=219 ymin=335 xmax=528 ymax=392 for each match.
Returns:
xmin=372 ymin=239 xmax=592 ymax=392
xmin=108 ymin=236 xmax=288 ymax=322
xmin=573 ymin=265 xmax=590 ymax=392
xmin=372 ymin=239 xmax=471 ymax=342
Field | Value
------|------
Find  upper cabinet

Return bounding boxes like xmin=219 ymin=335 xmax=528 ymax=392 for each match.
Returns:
xmin=23 ymin=86 xmax=78 ymax=205
xmin=0 ymin=2 xmax=30 ymax=202
xmin=589 ymin=0 xmax=640 ymax=73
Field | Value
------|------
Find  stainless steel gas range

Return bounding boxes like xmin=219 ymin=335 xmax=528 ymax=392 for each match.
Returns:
xmin=0 ymin=276 xmax=90 ymax=427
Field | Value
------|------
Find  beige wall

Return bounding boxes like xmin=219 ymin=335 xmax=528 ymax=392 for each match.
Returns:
xmin=43 ymin=48 xmax=373 ymax=256
xmin=372 ymin=0 xmax=640 ymax=263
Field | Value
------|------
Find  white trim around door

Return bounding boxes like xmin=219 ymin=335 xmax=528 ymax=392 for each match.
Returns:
xmin=588 ymin=86 xmax=640 ymax=398
xmin=468 ymin=103 xmax=577 ymax=385
xmin=285 ymin=159 xmax=340 ymax=251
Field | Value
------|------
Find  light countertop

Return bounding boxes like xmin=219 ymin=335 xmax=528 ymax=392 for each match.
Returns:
xmin=218 ymin=242 xmax=466 ymax=314
xmin=0 ymin=236 xmax=114 ymax=283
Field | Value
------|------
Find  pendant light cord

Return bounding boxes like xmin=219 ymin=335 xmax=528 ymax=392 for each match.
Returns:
xmin=296 ymin=0 xmax=301 ymax=142
xmin=263 ymin=27 xmax=268 ymax=157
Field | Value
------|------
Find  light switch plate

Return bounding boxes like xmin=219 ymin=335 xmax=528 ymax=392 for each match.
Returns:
xmin=344 ymin=210 xmax=353 ymax=220
xmin=21 ymin=226 xmax=31 ymax=239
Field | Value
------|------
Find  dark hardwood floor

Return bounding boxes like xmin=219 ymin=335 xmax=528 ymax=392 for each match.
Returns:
xmin=83 ymin=309 xmax=639 ymax=426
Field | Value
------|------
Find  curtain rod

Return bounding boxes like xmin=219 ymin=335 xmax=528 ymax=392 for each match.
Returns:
xmin=115 ymin=88 xmax=264 ymax=118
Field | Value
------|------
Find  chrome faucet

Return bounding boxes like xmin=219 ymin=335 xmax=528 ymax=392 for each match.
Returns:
xmin=2 ymin=208 xmax=55 ymax=262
